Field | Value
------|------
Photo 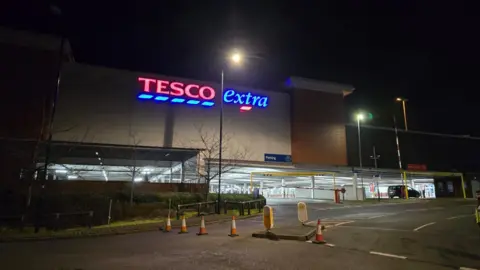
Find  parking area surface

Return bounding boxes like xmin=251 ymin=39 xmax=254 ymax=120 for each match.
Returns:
xmin=1 ymin=199 xmax=478 ymax=270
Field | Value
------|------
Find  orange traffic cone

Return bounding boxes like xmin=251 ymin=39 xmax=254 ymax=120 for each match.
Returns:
xmin=197 ymin=216 xmax=208 ymax=235
xmin=178 ymin=216 xmax=188 ymax=234
xmin=163 ymin=215 xmax=172 ymax=232
xmin=312 ymin=219 xmax=326 ymax=244
xmin=228 ymin=216 xmax=239 ymax=237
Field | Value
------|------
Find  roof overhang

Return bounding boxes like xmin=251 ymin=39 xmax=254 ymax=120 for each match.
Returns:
xmin=285 ymin=76 xmax=355 ymax=97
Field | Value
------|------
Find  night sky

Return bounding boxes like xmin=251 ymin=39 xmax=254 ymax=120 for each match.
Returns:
xmin=2 ymin=1 xmax=478 ymax=135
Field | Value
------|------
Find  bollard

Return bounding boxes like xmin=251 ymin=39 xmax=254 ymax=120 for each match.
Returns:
xmin=247 ymin=202 xmax=251 ymax=215
xmin=197 ymin=203 xmax=201 ymax=217
xmin=223 ymin=200 xmax=228 ymax=214
xmin=263 ymin=205 xmax=274 ymax=230
xmin=297 ymin=202 xmax=308 ymax=225
xmin=176 ymin=205 xmax=180 ymax=220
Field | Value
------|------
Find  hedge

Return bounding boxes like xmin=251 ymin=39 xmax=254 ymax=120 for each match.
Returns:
xmin=16 ymin=192 xmax=265 ymax=227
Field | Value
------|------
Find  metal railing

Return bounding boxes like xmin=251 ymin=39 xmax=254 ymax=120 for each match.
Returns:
xmin=175 ymin=199 xmax=266 ymax=220
xmin=176 ymin=201 xmax=217 ymax=220
xmin=223 ymin=199 xmax=266 ymax=216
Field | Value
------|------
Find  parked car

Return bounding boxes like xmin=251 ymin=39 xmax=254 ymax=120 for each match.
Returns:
xmin=388 ymin=185 xmax=421 ymax=199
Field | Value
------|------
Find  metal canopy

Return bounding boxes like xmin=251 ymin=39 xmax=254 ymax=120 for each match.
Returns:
xmin=37 ymin=141 xmax=201 ymax=165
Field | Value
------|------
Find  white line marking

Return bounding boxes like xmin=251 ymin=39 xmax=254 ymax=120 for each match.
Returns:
xmin=459 ymin=267 xmax=478 ymax=270
xmin=325 ymin=243 xmax=335 ymax=247
xmin=370 ymin=251 xmax=407 ymax=259
xmin=305 ymin=240 xmax=312 ymax=243
xmin=413 ymin=222 xmax=436 ymax=231
xmin=338 ymin=225 xmax=411 ymax=232
xmin=405 ymin=208 xmax=428 ymax=212
xmin=367 ymin=214 xmax=392 ymax=219
xmin=335 ymin=221 xmax=355 ymax=226
xmin=447 ymin=214 xmax=474 ymax=220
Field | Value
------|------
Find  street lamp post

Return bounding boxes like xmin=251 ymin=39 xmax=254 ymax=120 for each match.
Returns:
xmin=396 ymin=97 xmax=409 ymax=131
xmin=217 ymin=70 xmax=224 ymax=214
xmin=356 ymin=113 xmax=365 ymax=199
xmin=217 ymin=52 xmax=242 ymax=214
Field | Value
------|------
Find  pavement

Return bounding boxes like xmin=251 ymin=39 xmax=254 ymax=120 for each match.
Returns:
xmin=0 ymin=198 xmax=479 ymax=270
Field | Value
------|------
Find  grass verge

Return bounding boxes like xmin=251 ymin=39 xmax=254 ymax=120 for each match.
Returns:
xmin=0 ymin=210 xmax=261 ymax=242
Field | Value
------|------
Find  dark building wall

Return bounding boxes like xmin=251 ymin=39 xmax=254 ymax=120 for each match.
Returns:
xmin=0 ymin=30 xmax=65 ymax=185
xmin=0 ymin=42 xmax=58 ymax=140
xmin=291 ymin=89 xmax=348 ymax=166
xmin=346 ymin=125 xmax=480 ymax=172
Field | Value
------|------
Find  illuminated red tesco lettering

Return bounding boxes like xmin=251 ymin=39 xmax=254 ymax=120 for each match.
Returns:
xmin=185 ymin=84 xmax=199 ymax=98
xmin=156 ymin=80 xmax=170 ymax=95
xmin=169 ymin=82 xmax=184 ymax=96
xmin=138 ymin=77 xmax=156 ymax=92
xmin=138 ymin=77 xmax=215 ymax=100
xmin=199 ymin=86 xmax=215 ymax=100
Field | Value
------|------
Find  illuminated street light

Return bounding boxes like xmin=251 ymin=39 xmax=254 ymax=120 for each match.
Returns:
xmin=355 ymin=111 xmax=370 ymax=200
xmin=217 ymin=50 xmax=247 ymax=213
xmin=231 ymin=52 xmax=242 ymax=64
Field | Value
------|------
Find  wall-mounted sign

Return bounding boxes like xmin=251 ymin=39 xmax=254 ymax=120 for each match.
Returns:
xmin=223 ymin=89 xmax=269 ymax=112
xmin=137 ymin=77 xmax=216 ymax=107
xmin=407 ymin=164 xmax=427 ymax=171
xmin=264 ymin=153 xmax=292 ymax=163
xmin=137 ymin=77 xmax=269 ymax=111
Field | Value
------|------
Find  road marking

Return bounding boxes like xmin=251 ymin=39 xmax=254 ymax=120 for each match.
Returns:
xmin=367 ymin=214 xmax=392 ymax=219
xmin=413 ymin=222 xmax=436 ymax=231
xmin=459 ymin=267 xmax=478 ymax=270
xmin=404 ymin=207 xmax=444 ymax=212
xmin=334 ymin=221 xmax=355 ymax=226
xmin=447 ymin=214 xmax=474 ymax=220
xmin=405 ymin=208 xmax=428 ymax=212
xmin=370 ymin=251 xmax=407 ymax=259
xmin=338 ymin=225 xmax=412 ymax=232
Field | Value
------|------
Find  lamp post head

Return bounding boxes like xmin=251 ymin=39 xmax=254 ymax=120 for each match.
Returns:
xmin=356 ymin=113 xmax=365 ymax=121
xmin=230 ymin=52 xmax=242 ymax=64
xmin=396 ymin=97 xmax=408 ymax=102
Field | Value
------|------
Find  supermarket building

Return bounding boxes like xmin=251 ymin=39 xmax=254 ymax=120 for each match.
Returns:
xmin=1 ymin=27 xmax=475 ymax=200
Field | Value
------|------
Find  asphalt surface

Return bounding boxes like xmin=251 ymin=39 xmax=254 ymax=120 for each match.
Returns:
xmin=1 ymin=198 xmax=479 ymax=270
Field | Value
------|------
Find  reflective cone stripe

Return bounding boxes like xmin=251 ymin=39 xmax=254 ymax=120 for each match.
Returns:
xmin=228 ymin=216 xmax=239 ymax=237
xmin=178 ymin=216 xmax=188 ymax=234
xmin=164 ymin=216 xmax=172 ymax=232
xmin=197 ymin=216 xmax=208 ymax=235
xmin=312 ymin=219 xmax=326 ymax=244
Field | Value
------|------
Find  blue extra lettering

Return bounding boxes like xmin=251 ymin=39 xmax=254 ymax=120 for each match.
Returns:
xmin=223 ymin=89 xmax=269 ymax=108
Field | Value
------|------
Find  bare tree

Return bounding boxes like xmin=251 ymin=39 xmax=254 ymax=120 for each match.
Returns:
xmin=127 ymin=128 xmax=142 ymax=206
xmin=189 ymin=124 xmax=249 ymax=200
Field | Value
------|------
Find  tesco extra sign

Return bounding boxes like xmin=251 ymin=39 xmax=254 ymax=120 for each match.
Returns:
xmin=137 ymin=76 xmax=269 ymax=111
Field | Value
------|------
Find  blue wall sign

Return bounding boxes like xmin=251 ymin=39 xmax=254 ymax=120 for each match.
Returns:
xmin=264 ymin=153 xmax=292 ymax=163
xmin=223 ymin=89 xmax=269 ymax=109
